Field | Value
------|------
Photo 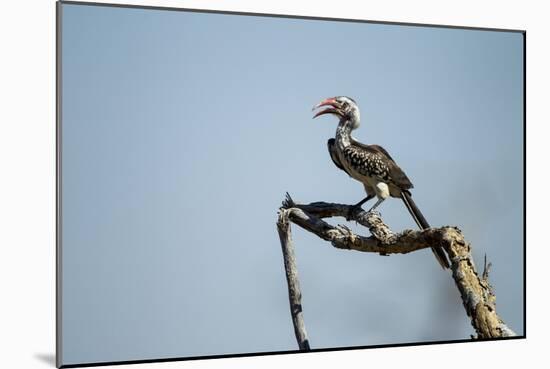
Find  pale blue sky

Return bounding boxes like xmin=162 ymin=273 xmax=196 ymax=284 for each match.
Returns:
xmin=61 ymin=3 xmax=524 ymax=366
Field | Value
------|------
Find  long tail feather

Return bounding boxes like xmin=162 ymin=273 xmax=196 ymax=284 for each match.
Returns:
xmin=401 ymin=191 xmax=450 ymax=269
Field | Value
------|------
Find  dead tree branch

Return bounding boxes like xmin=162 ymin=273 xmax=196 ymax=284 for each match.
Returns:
xmin=277 ymin=210 xmax=311 ymax=350
xmin=276 ymin=194 xmax=515 ymax=349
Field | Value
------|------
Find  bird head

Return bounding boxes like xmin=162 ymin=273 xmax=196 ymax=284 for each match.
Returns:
xmin=312 ymin=96 xmax=360 ymax=129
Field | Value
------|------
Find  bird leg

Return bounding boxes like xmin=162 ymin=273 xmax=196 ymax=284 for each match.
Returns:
xmin=346 ymin=194 xmax=375 ymax=220
xmin=367 ymin=198 xmax=385 ymax=213
xmin=354 ymin=194 xmax=375 ymax=208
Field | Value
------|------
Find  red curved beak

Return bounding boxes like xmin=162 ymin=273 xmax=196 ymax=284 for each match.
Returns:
xmin=312 ymin=98 xmax=342 ymax=119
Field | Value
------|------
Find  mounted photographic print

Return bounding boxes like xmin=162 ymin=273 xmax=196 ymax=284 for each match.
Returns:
xmin=56 ymin=1 xmax=525 ymax=367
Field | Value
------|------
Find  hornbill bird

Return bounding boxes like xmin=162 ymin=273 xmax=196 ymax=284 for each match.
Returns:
xmin=312 ymin=96 xmax=450 ymax=269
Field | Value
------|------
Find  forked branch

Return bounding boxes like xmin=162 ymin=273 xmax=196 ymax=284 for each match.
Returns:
xmin=276 ymin=193 xmax=515 ymax=349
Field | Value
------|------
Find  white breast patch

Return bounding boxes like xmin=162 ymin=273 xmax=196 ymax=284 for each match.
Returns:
xmin=375 ymin=182 xmax=390 ymax=199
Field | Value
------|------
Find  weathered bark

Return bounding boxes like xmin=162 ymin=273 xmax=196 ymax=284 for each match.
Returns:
xmin=276 ymin=194 xmax=515 ymax=349
xmin=277 ymin=211 xmax=310 ymax=351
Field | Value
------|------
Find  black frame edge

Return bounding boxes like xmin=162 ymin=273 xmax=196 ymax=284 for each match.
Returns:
xmin=522 ymin=30 xmax=526 ymax=339
xmin=59 ymin=336 xmax=525 ymax=368
xmin=59 ymin=0 xmax=526 ymax=34
xmin=56 ymin=1 xmax=63 ymax=368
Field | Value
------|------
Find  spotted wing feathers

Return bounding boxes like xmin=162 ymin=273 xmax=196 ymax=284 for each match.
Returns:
xmin=344 ymin=140 xmax=414 ymax=190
